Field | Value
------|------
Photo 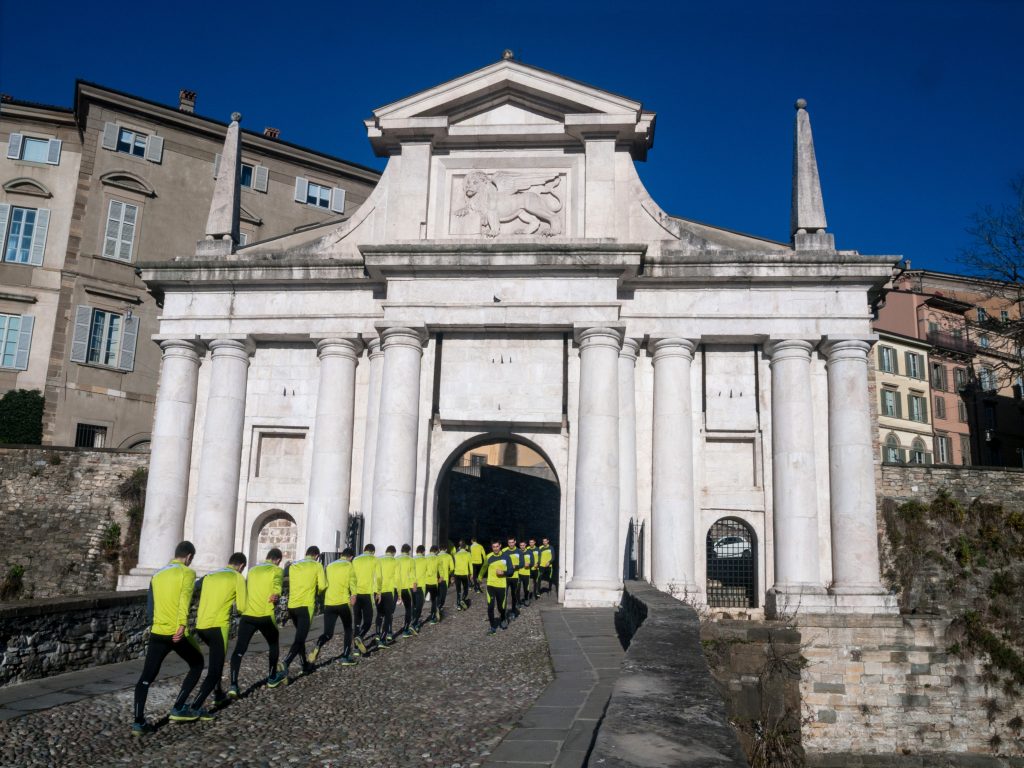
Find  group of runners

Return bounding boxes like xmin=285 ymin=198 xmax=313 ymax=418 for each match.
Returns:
xmin=131 ymin=536 xmax=555 ymax=735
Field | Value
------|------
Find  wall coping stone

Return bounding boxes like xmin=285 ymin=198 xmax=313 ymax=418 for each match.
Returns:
xmin=0 ymin=590 xmax=147 ymax=620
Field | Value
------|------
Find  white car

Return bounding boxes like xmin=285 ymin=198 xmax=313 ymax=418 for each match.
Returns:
xmin=711 ymin=535 xmax=752 ymax=558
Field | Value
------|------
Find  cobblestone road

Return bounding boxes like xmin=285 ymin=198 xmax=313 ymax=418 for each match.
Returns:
xmin=0 ymin=598 xmax=553 ymax=768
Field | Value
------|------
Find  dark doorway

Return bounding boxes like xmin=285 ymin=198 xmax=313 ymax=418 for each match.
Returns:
xmin=436 ymin=438 xmax=559 ymax=549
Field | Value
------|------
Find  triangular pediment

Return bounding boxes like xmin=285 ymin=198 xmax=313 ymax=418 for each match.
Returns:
xmin=452 ymin=101 xmax=561 ymax=127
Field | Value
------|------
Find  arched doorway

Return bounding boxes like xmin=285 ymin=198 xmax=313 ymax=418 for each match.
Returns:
xmin=706 ymin=517 xmax=757 ymax=608
xmin=250 ymin=509 xmax=298 ymax=565
xmin=435 ymin=436 xmax=559 ymax=550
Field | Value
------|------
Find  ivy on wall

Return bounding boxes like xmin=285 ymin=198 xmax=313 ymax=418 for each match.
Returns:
xmin=0 ymin=389 xmax=44 ymax=445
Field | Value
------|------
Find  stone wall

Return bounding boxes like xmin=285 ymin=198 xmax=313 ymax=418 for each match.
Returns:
xmin=0 ymin=591 xmax=148 ymax=685
xmin=878 ymin=464 xmax=1024 ymax=507
xmin=0 ymin=446 xmax=147 ymax=599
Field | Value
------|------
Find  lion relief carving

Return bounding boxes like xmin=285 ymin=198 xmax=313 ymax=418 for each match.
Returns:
xmin=453 ymin=171 xmax=564 ymax=237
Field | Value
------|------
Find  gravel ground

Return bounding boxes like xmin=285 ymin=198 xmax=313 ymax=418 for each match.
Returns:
xmin=0 ymin=598 xmax=554 ymax=768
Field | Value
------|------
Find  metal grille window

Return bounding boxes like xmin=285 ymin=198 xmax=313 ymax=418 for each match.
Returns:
xmin=705 ymin=518 xmax=756 ymax=609
xmin=74 ymin=423 xmax=107 ymax=448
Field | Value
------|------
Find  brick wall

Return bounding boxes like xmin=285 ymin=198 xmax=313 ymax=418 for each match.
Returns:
xmin=0 ymin=446 xmax=147 ymax=599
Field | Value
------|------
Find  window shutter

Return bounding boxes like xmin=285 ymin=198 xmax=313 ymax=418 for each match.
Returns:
xmin=101 ymin=122 xmax=119 ymax=151
xmin=895 ymin=394 xmax=902 ymax=419
xmin=70 ymin=305 xmax=92 ymax=363
xmin=213 ymin=153 xmax=221 ymax=179
xmin=330 ymin=187 xmax=345 ymax=213
xmin=0 ymin=204 xmax=9 ymax=247
xmin=145 ymin=135 xmax=164 ymax=163
xmin=294 ymin=177 xmax=308 ymax=203
xmin=7 ymin=133 xmax=22 ymax=159
xmin=877 ymin=346 xmax=884 ymax=370
xmin=28 ymin=208 xmax=49 ymax=266
xmin=904 ymin=352 xmax=911 ymax=377
xmin=47 ymin=139 xmax=62 ymax=165
xmin=14 ymin=315 xmax=34 ymax=371
xmin=118 ymin=314 xmax=140 ymax=371
xmin=253 ymin=165 xmax=269 ymax=193
xmin=921 ymin=397 xmax=928 ymax=423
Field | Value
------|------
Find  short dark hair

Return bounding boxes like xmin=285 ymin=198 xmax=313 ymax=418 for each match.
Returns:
xmin=266 ymin=548 xmax=283 ymax=562
xmin=175 ymin=541 xmax=196 ymax=559
xmin=401 ymin=544 xmax=411 ymax=553
xmin=429 ymin=545 xmax=439 ymax=553
xmin=458 ymin=540 xmax=466 ymax=548
xmin=305 ymin=545 xmax=320 ymax=557
xmin=492 ymin=539 xmax=503 ymax=546
xmin=415 ymin=545 xmax=425 ymax=554
xmin=228 ymin=552 xmax=247 ymax=568
xmin=363 ymin=543 xmax=376 ymax=553
xmin=385 ymin=545 xmax=396 ymax=554
xmin=341 ymin=547 xmax=355 ymax=558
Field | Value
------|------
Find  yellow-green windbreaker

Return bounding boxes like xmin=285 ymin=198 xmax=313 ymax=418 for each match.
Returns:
xmin=352 ymin=552 xmax=381 ymax=595
xmin=324 ymin=558 xmax=356 ymax=606
xmin=539 ymin=545 xmax=553 ymax=567
xmin=397 ymin=553 xmax=417 ymax=590
xmin=414 ymin=554 xmax=430 ymax=587
xmin=378 ymin=554 xmax=399 ymax=594
xmin=504 ymin=547 xmax=522 ymax=579
xmin=516 ymin=549 xmax=532 ymax=577
xmin=148 ymin=560 xmax=196 ymax=636
xmin=243 ymin=561 xmax=283 ymax=619
xmin=470 ymin=541 xmax=485 ymax=566
xmin=423 ymin=553 xmax=440 ymax=584
xmin=288 ymin=557 xmax=326 ymax=619
xmin=527 ymin=547 xmax=540 ymax=570
xmin=437 ymin=551 xmax=454 ymax=582
xmin=484 ymin=552 xmax=513 ymax=589
xmin=196 ymin=567 xmax=247 ymax=647
xmin=454 ymin=549 xmax=472 ymax=576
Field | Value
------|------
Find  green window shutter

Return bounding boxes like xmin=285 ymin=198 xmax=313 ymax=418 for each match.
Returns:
xmin=895 ymin=394 xmax=902 ymax=419
xmin=14 ymin=315 xmax=34 ymax=370
xmin=118 ymin=314 xmax=140 ymax=371
xmin=145 ymin=135 xmax=164 ymax=164
xmin=7 ymin=133 xmax=22 ymax=159
xmin=70 ymin=305 xmax=92 ymax=363
xmin=101 ymin=122 xmax=118 ymax=151
xmin=28 ymin=208 xmax=49 ymax=266
xmin=253 ymin=165 xmax=269 ymax=193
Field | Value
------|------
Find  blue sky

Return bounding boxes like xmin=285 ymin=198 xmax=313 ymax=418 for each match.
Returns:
xmin=2 ymin=1 xmax=1022 ymax=272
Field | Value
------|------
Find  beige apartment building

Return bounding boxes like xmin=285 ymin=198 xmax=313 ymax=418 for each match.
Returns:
xmin=1 ymin=84 xmax=380 ymax=448
xmin=874 ymin=330 xmax=935 ymax=465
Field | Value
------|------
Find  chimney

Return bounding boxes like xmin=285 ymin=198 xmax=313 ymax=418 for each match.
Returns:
xmin=178 ymin=89 xmax=197 ymax=114
xmin=263 ymin=127 xmax=280 ymax=139
xmin=1 ymin=94 xmax=13 ymax=103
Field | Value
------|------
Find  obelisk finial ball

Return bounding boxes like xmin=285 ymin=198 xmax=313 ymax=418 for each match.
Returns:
xmin=231 ymin=112 xmax=242 ymax=122
xmin=795 ymin=98 xmax=807 ymax=110
xmin=503 ymin=49 xmax=514 ymax=61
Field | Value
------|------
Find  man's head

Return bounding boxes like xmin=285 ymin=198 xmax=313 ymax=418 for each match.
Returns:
xmin=228 ymin=552 xmax=247 ymax=572
xmin=429 ymin=545 xmax=439 ymax=554
xmin=518 ymin=541 xmax=527 ymax=550
xmin=266 ymin=548 xmax=283 ymax=564
xmin=529 ymin=538 xmax=536 ymax=547
xmin=416 ymin=545 xmax=425 ymax=555
xmin=341 ymin=547 xmax=355 ymax=560
xmin=507 ymin=537 xmax=516 ymax=548
xmin=363 ymin=543 xmax=376 ymax=554
xmin=305 ymin=545 xmax=320 ymax=558
xmin=491 ymin=540 xmax=502 ymax=552
xmin=385 ymin=545 xmax=396 ymax=555
xmin=401 ymin=543 xmax=411 ymax=554
xmin=542 ymin=538 xmax=550 ymax=546
xmin=458 ymin=540 xmax=466 ymax=549
xmin=174 ymin=540 xmax=196 ymax=564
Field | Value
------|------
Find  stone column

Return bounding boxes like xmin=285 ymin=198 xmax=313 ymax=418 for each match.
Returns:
xmin=765 ymin=339 xmax=825 ymax=603
xmin=618 ymin=339 xmax=641 ymax=580
xmin=565 ymin=326 xmax=623 ymax=606
xmin=650 ymin=338 xmax=700 ymax=597
xmin=306 ymin=337 xmax=361 ymax=552
xmin=370 ymin=327 xmax=425 ymax=548
xmin=121 ymin=340 xmax=202 ymax=588
xmin=358 ymin=337 xmax=384 ymax=530
xmin=823 ymin=337 xmax=894 ymax=610
xmin=191 ymin=339 xmax=252 ymax=573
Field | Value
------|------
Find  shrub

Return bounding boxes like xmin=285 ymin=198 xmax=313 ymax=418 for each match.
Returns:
xmin=0 ymin=564 xmax=25 ymax=600
xmin=0 ymin=389 xmax=44 ymax=445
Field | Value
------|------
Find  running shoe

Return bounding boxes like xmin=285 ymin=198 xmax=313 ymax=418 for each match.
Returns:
xmin=169 ymin=706 xmax=201 ymax=723
xmin=487 ymin=628 xmax=497 ymax=635
xmin=402 ymin=629 xmax=413 ymax=638
xmin=308 ymin=645 xmax=320 ymax=663
xmin=339 ymin=655 xmax=357 ymax=666
xmin=197 ymin=708 xmax=215 ymax=721
xmin=267 ymin=669 xmax=288 ymax=688
xmin=227 ymin=685 xmax=240 ymax=700
xmin=131 ymin=722 xmax=155 ymax=737
xmin=354 ymin=636 xmax=367 ymax=655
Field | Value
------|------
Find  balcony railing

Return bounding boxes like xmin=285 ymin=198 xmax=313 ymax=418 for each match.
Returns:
xmin=927 ymin=330 xmax=975 ymax=355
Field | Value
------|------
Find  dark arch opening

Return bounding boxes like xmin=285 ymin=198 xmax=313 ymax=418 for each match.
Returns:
xmin=706 ymin=517 xmax=758 ymax=609
xmin=435 ymin=435 xmax=559 ymax=550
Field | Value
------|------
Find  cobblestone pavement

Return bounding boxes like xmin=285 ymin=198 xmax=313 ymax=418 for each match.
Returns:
xmin=0 ymin=597 xmax=553 ymax=768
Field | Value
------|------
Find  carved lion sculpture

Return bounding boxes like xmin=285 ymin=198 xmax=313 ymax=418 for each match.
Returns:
xmin=454 ymin=171 xmax=563 ymax=237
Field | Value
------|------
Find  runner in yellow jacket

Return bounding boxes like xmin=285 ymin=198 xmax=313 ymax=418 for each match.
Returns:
xmin=453 ymin=541 xmax=472 ymax=610
xmin=396 ymin=544 xmax=419 ymax=637
xmin=282 ymin=546 xmax=326 ymax=676
xmin=310 ymin=548 xmax=357 ymax=665
xmin=484 ymin=541 xmax=514 ymax=635
xmin=190 ymin=552 xmax=247 ymax=717
xmin=229 ymin=548 xmax=286 ymax=697
xmin=351 ymin=544 xmax=381 ymax=654
xmin=375 ymin=545 xmax=400 ymax=645
xmin=470 ymin=538 xmax=486 ymax=593
xmin=435 ymin=544 xmax=454 ymax=622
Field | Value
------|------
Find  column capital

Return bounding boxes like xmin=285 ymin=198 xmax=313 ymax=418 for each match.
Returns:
xmin=820 ymin=335 xmax=876 ymax=362
xmin=207 ymin=337 xmax=255 ymax=360
xmin=158 ymin=339 xmax=202 ymax=361
xmin=366 ymin=336 xmax=384 ymax=359
xmin=764 ymin=338 xmax=814 ymax=362
xmin=650 ymin=337 xmax=698 ymax=362
xmin=377 ymin=325 xmax=428 ymax=351
xmin=619 ymin=337 xmax=642 ymax=361
xmin=573 ymin=325 xmax=624 ymax=350
xmin=315 ymin=337 xmax=362 ymax=360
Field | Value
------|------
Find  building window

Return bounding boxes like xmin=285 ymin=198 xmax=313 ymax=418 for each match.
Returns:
xmin=984 ymin=402 xmax=996 ymax=430
xmin=20 ymin=137 xmax=51 ymax=163
xmin=979 ymin=335 xmax=990 ymax=349
xmin=881 ymin=389 xmax=901 ymax=418
xmin=102 ymin=200 xmax=139 ymax=262
xmin=934 ymin=395 xmax=946 ymax=420
xmin=74 ymin=423 xmax=107 ymax=448
xmin=240 ymin=163 xmax=254 ymax=188
xmin=954 ymin=367 xmax=969 ymax=390
xmin=928 ymin=320 xmax=938 ymax=333
xmin=958 ymin=399 xmax=968 ymax=423
xmin=1000 ymin=310 xmax=1009 ymax=322
xmin=977 ymin=307 xmax=988 ymax=322
xmin=116 ymin=128 xmax=148 ymax=158
xmin=960 ymin=434 xmax=971 ymax=465
xmin=905 ymin=352 xmax=924 ymax=380
xmin=908 ymin=393 xmax=928 ymax=423
xmin=878 ymin=346 xmax=898 ymax=374
xmin=294 ymin=178 xmax=344 ymax=212
xmin=238 ymin=232 xmax=249 ymax=246
xmin=935 ymin=434 xmax=951 ymax=464
xmin=7 ymin=134 xmax=62 ymax=165
xmin=69 ymin=305 xmax=140 ymax=371
xmin=910 ymin=438 xmax=931 ymax=465
xmin=930 ymin=362 xmax=947 ymax=391
xmin=306 ymin=181 xmax=331 ymax=208
xmin=978 ymin=366 xmax=996 ymax=391
xmin=1 ymin=204 xmax=50 ymax=266
xmin=470 ymin=453 xmax=487 ymax=467
xmin=884 ymin=434 xmax=903 ymax=463
xmin=0 ymin=313 xmax=33 ymax=370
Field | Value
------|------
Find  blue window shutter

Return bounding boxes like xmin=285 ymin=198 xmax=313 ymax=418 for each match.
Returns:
xmin=330 ymin=187 xmax=346 ymax=213
xmin=28 ymin=208 xmax=49 ymax=266
xmin=118 ymin=314 xmax=140 ymax=371
xmin=70 ymin=305 xmax=92 ymax=363
xmin=213 ymin=153 xmax=221 ymax=178
xmin=101 ymin=122 xmax=118 ymax=151
xmin=47 ymin=139 xmax=62 ymax=165
xmin=145 ymin=135 xmax=164 ymax=163
xmin=7 ymin=134 xmax=22 ymax=159
xmin=14 ymin=315 xmax=34 ymax=371
xmin=253 ymin=165 xmax=269 ymax=193
xmin=294 ymin=177 xmax=308 ymax=203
